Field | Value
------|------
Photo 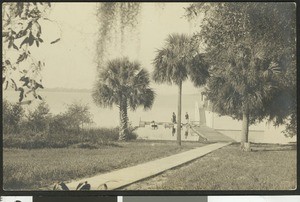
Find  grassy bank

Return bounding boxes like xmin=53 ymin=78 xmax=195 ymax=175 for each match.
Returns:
xmin=3 ymin=140 xmax=205 ymax=190
xmin=3 ymin=128 xmax=138 ymax=149
xmin=124 ymin=143 xmax=296 ymax=190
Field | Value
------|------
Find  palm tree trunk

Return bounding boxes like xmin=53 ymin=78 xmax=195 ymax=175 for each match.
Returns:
xmin=241 ymin=110 xmax=250 ymax=151
xmin=119 ymin=99 xmax=129 ymax=141
xmin=177 ymin=81 xmax=182 ymax=146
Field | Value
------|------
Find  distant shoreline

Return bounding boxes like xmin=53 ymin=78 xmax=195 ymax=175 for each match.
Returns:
xmin=42 ymin=88 xmax=92 ymax=93
xmin=4 ymin=88 xmax=92 ymax=93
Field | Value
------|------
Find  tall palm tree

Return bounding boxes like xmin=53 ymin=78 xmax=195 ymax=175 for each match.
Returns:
xmin=205 ymin=43 xmax=282 ymax=151
xmin=153 ymin=33 xmax=209 ymax=146
xmin=92 ymin=57 xmax=155 ymax=140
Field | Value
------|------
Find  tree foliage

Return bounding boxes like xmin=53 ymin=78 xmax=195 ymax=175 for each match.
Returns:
xmin=3 ymin=99 xmax=25 ymax=133
xmin=3 ymin=99 xmax=94 ymax=135
xmin=92 ymin=57 xmax=155 ymax=140
xmin=186 ymin=3 xmax=296 ymax=137
xmin=26 ymin=101 xmax=51 ymax=132
xmin=48 ymin=102 xmax=94 ymax=134
xmin=64 ymin=102 xmax=94 ymax=131
xmin=153 ymin=33 xmax=210 ymax=145
xmin=2 ymin=3 xmax=58 ymax=104
xmin=153 ymin=33 xmax=209 ymax=87
xmin=96 ymin=3 xmax=141 ymax=65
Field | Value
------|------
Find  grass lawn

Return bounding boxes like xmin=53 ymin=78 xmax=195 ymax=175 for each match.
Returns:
xmin=3 ymin=140 xmax=204 ymax=190
xmin=123 ymin=143 xmax=297 ymax=190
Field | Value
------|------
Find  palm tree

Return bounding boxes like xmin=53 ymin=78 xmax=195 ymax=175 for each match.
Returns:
xmin=153 ymin=33 xmax=209 ymax=146
xmin=205 ymin=43 xmax=282 ymax=151
xmin=92 ymin=57 xmax=155 ymax=140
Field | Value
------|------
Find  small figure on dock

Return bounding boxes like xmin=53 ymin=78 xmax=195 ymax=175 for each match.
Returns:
xmin=151 ymin=120 xmax=158 ymax=130
xmin=172 ymin=112 xmax=176 ymax=124
xmin=184 ymin=124 xmax=189 ymax=139
xmin=185 ymin=112 xmax=189 ymax=124
xmin=172 ymin=124 xmax=176 ymax=136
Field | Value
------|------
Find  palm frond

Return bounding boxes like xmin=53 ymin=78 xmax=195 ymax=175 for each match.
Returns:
xmin=152 ymin=33 xmax=199 ymax=86
xmin=93 ymin=57 xmax=155 ymax=112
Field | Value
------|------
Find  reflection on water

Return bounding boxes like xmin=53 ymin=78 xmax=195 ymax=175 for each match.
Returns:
xmin=136 ymin=124 xmax=199 ymax=142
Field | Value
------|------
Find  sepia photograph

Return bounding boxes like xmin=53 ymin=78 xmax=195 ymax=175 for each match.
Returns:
xmin=2 ymin=2 xmax=297 ymax=191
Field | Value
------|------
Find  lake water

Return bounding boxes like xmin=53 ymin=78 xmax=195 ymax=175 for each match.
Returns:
xmin=3 ymin=90 xmax=296 ymax=143
xmin=3 ymin=90 xmax=200 ymax=128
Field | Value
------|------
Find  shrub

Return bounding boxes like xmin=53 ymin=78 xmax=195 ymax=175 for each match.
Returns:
xmin=127 ymin=126 xmax=138 ymax=140
xmin=64 ymin=102 xmax=93 ymax=131
xmin=24 ymin=101 xmax=52 ymax=133
xmin=49 ymin=113 xmax=70 ymax=134
xmin=3 ymin=128 xmax=121 ymax=149
xmin=3 ymin=99 xmax=25 ymax=134
xmin=49 ymin=102 xmax=94 ymax=134
xmin=3 ymin=100 xmax=137 ymax=149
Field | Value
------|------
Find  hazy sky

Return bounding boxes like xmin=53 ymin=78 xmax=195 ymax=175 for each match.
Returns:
xmin=35 ymin=3 xmax=202 ymax=94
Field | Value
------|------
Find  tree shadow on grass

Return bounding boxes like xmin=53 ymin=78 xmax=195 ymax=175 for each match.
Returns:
xmin=231 ymin=142 xmax=297 ymax=152
xmin=250 ymin=143 xmax=296 ymax=152
xmin=70 ymin=142 xmax=123 ymax=149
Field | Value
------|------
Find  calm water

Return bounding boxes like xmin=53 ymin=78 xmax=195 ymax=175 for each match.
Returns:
xmin=3 ymin=90 xmax=200 ymax=128
xmin=3 ymin=90 xmax=296 ymax=143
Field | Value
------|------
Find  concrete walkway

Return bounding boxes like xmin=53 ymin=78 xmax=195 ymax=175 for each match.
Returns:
xmin=193 ymin=126 xmax=236 ymax=142
xmin=66 ymin=142 xmax=231 ymax=190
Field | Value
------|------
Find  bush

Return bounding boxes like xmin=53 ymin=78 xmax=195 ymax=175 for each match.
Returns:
xmin=24 ymin=101 xmax=52 ymax=133
xmin=3 ymin=100 xmax=95 ymax=135
xmin=64 ymin=102 xmax=93 ymax=131
xmin=49 ymin=102 xmax=94 ymax=134
xmin=3 ymin=128 xmax=121 ymax=149
xmin=3 ymin=100 xmax=137 ymax=149
xmin=49 ymin=113 xmax=70 ymax=134
xmin=3 ymin=99 xmax=25 ymax=134
xmin=127 ymin=126 xmax=138 ymax=140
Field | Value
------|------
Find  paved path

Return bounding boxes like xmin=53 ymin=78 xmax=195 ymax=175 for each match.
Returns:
xmin=192 ymin=126 xmax=236 ymax=142
xmin=66 ymin=142 xmax=231 ymax=190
